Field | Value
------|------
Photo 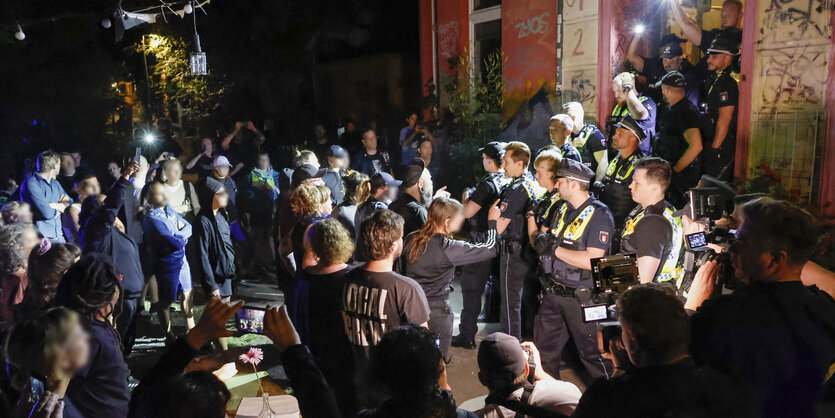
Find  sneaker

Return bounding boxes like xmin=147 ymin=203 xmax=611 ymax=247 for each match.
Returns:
xmin=450 ymin=334 xmax=476 ymax=349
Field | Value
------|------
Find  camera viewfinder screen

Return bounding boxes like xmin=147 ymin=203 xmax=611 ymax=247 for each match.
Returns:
xmin=235 ymin=307 xmax=265 ymax=334
xmin=686 ymin=232 xmax=707 ymax=249
xmin=583 ymin=304 xmax=608 ymax=322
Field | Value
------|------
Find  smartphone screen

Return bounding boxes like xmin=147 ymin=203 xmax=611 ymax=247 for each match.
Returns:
xmin=235 ymin=307 xmax=266 ymax=334
xmin=134 ymin=147 xmax=142 ymax=164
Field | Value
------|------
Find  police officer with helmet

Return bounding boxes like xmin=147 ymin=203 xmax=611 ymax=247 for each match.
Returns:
xmin=453 ymin=141 xmax=511 ymax=348
xmin=701 ymin=35 xmax=739 ymax=181
xmin=620 ymin=157 xmax=683 ymax=284
xmin=531 ymin=158 xmax=615 ymax=379
xmin=597 ymin=115 xmax=645 ymax=245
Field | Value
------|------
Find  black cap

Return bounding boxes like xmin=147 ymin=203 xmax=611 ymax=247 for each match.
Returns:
xmin=370 ymin=172 xmax=402 ymax=190
xmin=615 ymin=115 xmax=646 ymax=141
xmin=659 ymin=42 xmax=683 ymax=59
xmin=401 ymin=158 xmax=425 ymax=189
xmin=327 ymin=145 xmax=348 ymax=158
xmin=291 ymin=164 xmax=327 ymax=187
xmin=706 ymin=35 xmax=739 ymax=55
xmin=556 ymin=158 xmax=595 ymax=183
xmin=478 ymin=141 xmax=505 ymax=161
xmin=653 ymin=71 xmax=686 ymax=89
xmin=477 ymin=332 xmax=526 ymax=377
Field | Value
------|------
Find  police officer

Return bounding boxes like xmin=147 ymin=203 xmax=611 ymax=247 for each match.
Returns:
xmin=652 ymin=71 xmax=704 ymax=207
xmin=620 ymin=157 xmax=683 ymax=283
xmin=598 ymin=115 xmax=645 ymax=239
xmin=452 ymin=141 xmax=510 ymax=348
xmin=627 ymin=34 xmax=700 ymax=108
xmin=531 ymin=158 xmax=615 ymax=379
xmin=607 ymin=72 xmax=657 ymax=156
xmin=529 ymin=148 xmax=563 ymax=234
xmin=548 ymin=114 xmax=582 ymax=163
xmin=701 ymin=35 xmax=739 ymax=181
xmin=494 ymin=141 xmax=541 ymax=340
xmin=563 ymin=102 xmax=608 ymax=181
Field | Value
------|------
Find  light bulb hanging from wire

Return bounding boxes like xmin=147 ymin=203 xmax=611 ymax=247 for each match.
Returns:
xmin=14 ymin=25 xmax=25 ymax=40
xmin=189 ymin=2 xmax=207 ymax=75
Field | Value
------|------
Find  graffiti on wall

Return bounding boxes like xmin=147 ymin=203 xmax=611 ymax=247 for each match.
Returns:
xmin=438 ymin=21 xmax=461 ymax=62
xmin=569 ymin=70 xmax=597 ymax=106
xmin=758 ymin=47 xmax=828 ymax=110
xmin=761 ymin=0 xmax=832 ymax=43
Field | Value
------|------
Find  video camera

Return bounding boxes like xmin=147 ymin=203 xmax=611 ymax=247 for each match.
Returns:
xmin=580 ymin=254 xmax=640 ymax=323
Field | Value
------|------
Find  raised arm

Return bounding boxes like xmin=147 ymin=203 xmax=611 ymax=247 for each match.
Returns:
xmin=668 ymin=1 xmax=703 ymax=47
xmin=627 ymin=34 xmax=645 ymax=72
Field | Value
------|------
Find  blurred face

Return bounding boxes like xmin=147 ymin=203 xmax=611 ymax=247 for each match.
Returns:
xmin=148 ymin=183 xmax=168 ymax=207
xmin=611 ymin=127 xmax=638 ymax=152
xmin=707 ymin=53 xmax=731 ymax=72
xmin=407 ymin=113 xmax=418 ymax=128
xmin=384 ymin=186 xmax=398 ymax=203
xmin=214 ymin=187 xmax=228 ymax=209
xmin=503 ymin=153 xmax=525 ymax=178
xmin=447 ymin=207 xmax=465 ymax=234
xmin=362 ymin=131 xmax=377 ymax=151
xmin=419 ymin=170 xmax=433 ymax=205
xmin=214 ymin=165 xmax=230 ymax=179
xmin=721 ymin=2 xmax=742 ymax=28
xmin=662 ymin=56 xmax=683 ymax=72
xmin=418 ymin=141 xmax=433 ymax=160
xmin=164 ymin=162 xmax=182 ymax=183
xmin=22 ymin=227 xmax=39 ymax=254
xmin=314 ymin=125 xmax=326 ymax=137
xmin=320 ymin=197 xmax=333 ymax=215
xmin=629 ymin=169 xmax=658 ymax=206
xmin=202 ymin=138 xmax=213 ymax=154
xmin=60 ymin=323 xmax=91 ymax=376
xmin=257 ymin=154 xmax=270 ymax=170
xmin=564 ymin=109 xmax=583 ymax=131
xmin=107 ymin=163 xmax=121 ymax=179
xmin=76 ymin=178 xmax=101 ymax=200
xmin=60 ymin=155 xmax=75 ymax=174
xmin=70 ymin=152 xmax=81 ymax=167
xmin=534 ymin=161 xmax=557 ymax=192
xmin=612 ymin=81 xmax=627 ymax=103
xmin=15 ymin=204 xmax=34 ymax=224
xmin=346 ymin=122 xmax=355 ymax=132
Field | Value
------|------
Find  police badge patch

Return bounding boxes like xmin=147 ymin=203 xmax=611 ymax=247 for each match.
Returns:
xmin=600 ymin=231 xmax=609 ymax=244
xmin=720 ymin=91 xmax=728 ymax=102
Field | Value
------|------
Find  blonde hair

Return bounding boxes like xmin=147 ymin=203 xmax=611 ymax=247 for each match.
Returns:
xmin=534 ymin=149 xmax=563 ymax=180
xmin=5 ymin=308 xmax=81 ymax=388
xmin=407 ymin=197 xmax=463 ymax=263
xmin=343 ymin=171 xmax=371 ymax=205
xmin=289 ymin=185 xmax=331 ymax=217
xmin=307 ymin=218 xmax=355 ymax=266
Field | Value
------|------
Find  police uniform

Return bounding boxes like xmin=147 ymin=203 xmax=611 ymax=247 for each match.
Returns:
xmin=620 ymin=200 xmax=683 ymax=283
xmin=497 ymin=172 xmax=542 ymax=339
xmin=570 ymin=123 xmax=607 ymax=173
xmin=532 ymin=159 xmax=615 ymax=379
xmin=701 ymin=37 xmax=739 ymax=181
xmin=559 ymin=142 xmax=582 ymax=164
xmin=642 ymin=42 xmax=701 ymax=108
xmin=652 ymin=71 xmax=702 ymax=207
xmin=606 ymin=95 xmax=656 ymax=156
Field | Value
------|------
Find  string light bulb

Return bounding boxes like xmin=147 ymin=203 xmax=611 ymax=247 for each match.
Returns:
xmin=183 ymin=3 xmax=193 ymax=14
xmin=14 ymin=25 xmax=25 ymax=41
xmin=102 ymin=18 xmax=112 ymax=29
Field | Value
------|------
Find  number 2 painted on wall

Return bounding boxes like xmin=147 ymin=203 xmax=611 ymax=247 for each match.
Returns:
xmin=572 ymin=28 xmax=584 ymax=56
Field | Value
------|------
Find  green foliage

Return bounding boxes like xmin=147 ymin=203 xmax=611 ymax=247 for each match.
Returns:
xmin=135 ymin=35 xmax=225 ymax=128
xmin=444 ymin=49 xmax=504 ymax=194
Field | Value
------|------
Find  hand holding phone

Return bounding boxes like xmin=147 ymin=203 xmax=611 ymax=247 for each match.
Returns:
xmin=134 ymin=147 xmax=142 ymax=164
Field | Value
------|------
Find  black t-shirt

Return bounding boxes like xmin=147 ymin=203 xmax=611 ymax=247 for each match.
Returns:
xmin=653 ymin=99 xmax=700 ymax=165
xmin=704 ymin=67 xmax=739 ymax=150
xmin=498 ymin=175 xmax=536 ymax=243
xmin=322 ymin=169 xmax=347 ymax=205
xmin=619 ymin=201 xmax=674 ymax=282
xmin=341 ymin=268 xmax=430 ymax=361
xmin=389 ymin=194 xmax=427 ymax=238
xmin=570 ymin=124 xmax=607 ymax=173
xmin=691 ymin=281 xmax=835 ymax=418
xmin=468 ymin=172 xmax=505 ymax=232
xmin=642 ymin=58 xmax=701 ymax=108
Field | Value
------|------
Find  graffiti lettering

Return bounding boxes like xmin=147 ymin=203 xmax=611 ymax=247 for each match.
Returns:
xmin=565 ymin=0 xmax=584 ymax=11
xmin=572 ymin=28 xmax=584 ymax=56
xmin=570 ymin=71 xmax=596 ymax=105
xmin=438 ymin=21 xmax=460 ymax=61
xmin=760 ymin=48 xmax=826 ymax=110
xmin=763 ymin=0 xmax=829 ymax=39
xmin=515 ymin=12 xmax=550 ymax=38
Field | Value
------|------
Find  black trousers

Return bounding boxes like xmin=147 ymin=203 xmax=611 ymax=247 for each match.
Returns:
xmin=428 ymin=297 xmax=454 ymax=359
xmin=499 ymin=248 xmax=531 ymax=339
xmin=534 ymin=293 xmax=612 ymax=379
xmin=117 ymin=296 xmax=139 ymax=355
xmin=458 ymin=258 xmax=492 ymax=339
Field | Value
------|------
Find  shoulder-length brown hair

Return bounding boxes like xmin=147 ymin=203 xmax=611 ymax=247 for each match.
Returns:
xmin=407 ymin=197 xmax=463 ymax=263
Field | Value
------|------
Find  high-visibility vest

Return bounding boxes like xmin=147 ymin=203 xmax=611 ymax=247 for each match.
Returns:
xmin=621 ymin=203 xmax=683 ymax=283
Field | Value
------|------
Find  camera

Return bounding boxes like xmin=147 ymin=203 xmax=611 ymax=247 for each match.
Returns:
xmin=580 ymin=254 xmax=640 ymax=323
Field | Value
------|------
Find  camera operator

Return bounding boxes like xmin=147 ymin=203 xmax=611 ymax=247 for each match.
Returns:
xmin=530 ymin=159 xmax=615 ymax=379
xmin=573 ymin=284 xmax=751 ymax=418
xmin=686 ymin=198 xmax=835 ymax=418
xmin=476 ymin=332 xmax=581 ymax=417
xmin=620 ymin=157 xmax=683 ymax=284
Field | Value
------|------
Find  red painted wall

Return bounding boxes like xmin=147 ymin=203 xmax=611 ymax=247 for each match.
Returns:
xmin=419 ymin=0 xmax=434 ymax=97
xmin=436 ymin=0 xmax=470 ymax=76
xmin=501 ymin=0 xmax=558 ymax=120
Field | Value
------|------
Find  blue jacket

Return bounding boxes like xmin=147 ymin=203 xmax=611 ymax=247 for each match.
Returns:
xmin=20 ymin=172 xmax=68 ymax=240
xmin=79 ymin=179 xmax=144 ymax=298
xmin=142 ymin=205 xmax=192 ymax=285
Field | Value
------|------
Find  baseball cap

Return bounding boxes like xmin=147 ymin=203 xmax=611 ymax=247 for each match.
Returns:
xmin=327 ymin=145 xmax=348 ymax=158
xmin=478 ymin=141 xmax=505 ymax=161
xmin=477 ymin=332 xmax=526 ymax=377
xmin=653 ymin=71 xmax=686 ymax=89
xmin=615 ymin=115 xmax=646 ymax=141
xmin=370 ymin=172 xmax=402 ymax=190
xmin=213 ymin=155 xmax=233 ymax=168
xmin=291 ymin=164 xmax=327 ymax=186
xmin=401 ymin=158 xmax=426 ymax=189
xmin=706 ymin=35 xmax=739 ymax=55
xmin=556 ymin=158 xmax=595 ymax=183
xmin=659 ymin=42 xmax=683 ymax=59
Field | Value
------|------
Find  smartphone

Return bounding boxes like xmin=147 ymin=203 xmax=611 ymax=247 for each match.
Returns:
xmin=134 ymin=147 xmax=142 ymax=164
xmin=235 ymin=307 xmax=266 ymax=334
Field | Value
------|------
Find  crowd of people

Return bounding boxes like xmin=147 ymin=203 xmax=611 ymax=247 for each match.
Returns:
xmin=1 ymin=0 xmax=834 ymax=416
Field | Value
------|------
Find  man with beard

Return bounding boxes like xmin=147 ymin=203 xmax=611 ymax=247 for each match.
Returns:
xmin=389 ymin=158 xmax=450 ymax=237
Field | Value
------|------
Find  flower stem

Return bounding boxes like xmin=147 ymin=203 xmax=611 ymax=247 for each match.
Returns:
xmin=252 ymin=364 xmax=266 ymax=396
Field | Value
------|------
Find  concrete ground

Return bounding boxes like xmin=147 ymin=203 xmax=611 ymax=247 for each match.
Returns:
xmin=127 ymin=273 xmax=588 ymax=412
